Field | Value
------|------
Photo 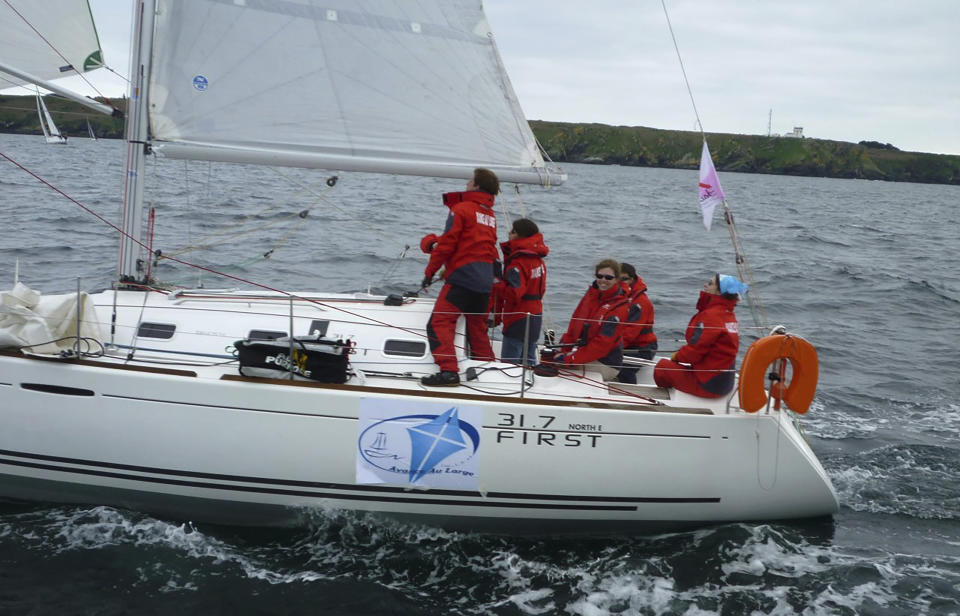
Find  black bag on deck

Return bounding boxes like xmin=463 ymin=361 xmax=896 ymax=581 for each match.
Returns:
xmin=235 ymin=335 xmax=352 ymax=384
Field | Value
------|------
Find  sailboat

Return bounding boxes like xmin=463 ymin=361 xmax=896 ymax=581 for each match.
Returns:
xmin=86 ymin=118 xmax=97 ymax=140
xmin=35 ymin=92 xmax=67 ymax=144
xmin=0 ymin=0 xmax=838 ymax=532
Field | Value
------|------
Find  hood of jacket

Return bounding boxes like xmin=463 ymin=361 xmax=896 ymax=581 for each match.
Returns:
xmin=500 ymin=232 xmax=549 ymax=261
xmin=696 ymin=290 xmax=738 ymax=312
xmin=441 ymin=190 xmax=495 ymax=210
xmin=624 ymin=276 xmax=648 ymax=295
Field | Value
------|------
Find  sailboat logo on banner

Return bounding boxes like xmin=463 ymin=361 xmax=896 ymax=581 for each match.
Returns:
xmin=356 ymin=406 xmax=481 ymax=489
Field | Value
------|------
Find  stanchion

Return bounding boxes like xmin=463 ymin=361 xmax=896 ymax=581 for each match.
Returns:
xmin=75 ymin=278 xmax=81 ymax=358
xmin=288 ymin=296 xmax=295 ymax=380
xmin=520 ymin=312 xmax=530 ymax=398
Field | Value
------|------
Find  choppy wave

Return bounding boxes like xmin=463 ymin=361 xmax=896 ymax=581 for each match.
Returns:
xmin=831 ymin=444 xmax=960 ymax=520
xmin=3 ymin=505 xmax=957 ymax=615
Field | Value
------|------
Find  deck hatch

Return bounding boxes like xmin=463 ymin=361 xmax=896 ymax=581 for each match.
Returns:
xmin=247 ymin=330 xmax=287 ymax=341
xmin=137 ymin=322 xmax=176 ymax=339
xmin=383 ymin=339 xmax=427 ymax=357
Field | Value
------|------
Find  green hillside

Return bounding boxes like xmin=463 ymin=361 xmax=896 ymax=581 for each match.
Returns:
xmin=0 ymin=94 xmax=125 ymax=140
xmin=529 ymin=121 xmax=960 ymax=185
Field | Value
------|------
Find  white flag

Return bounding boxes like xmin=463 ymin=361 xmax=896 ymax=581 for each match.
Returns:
xmin=698 ymin=141 xmax=725 ymax=230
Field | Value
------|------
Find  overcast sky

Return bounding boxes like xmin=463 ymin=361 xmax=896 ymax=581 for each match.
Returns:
xmin=11 ymin=0 xmax=958 ymax=155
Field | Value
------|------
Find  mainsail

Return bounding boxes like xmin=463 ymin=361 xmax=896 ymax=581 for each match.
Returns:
xmin=36 ymin=93 xmax=66 ymax=144
xmin=148 ymin=0 xmax=560 ymax=185
xmin=0 ymin=0 xmax=104 ymax=88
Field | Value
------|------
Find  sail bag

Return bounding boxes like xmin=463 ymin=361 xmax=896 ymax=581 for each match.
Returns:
xmin=235 ymin=335 xmax=352 ymax=384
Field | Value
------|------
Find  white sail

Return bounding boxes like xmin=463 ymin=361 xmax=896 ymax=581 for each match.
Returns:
xmin=35 ymin=95 xmax=49 ymax=139
xmin=36 ymin=94 xmax=67 ymax=144
xmin=148 ymin=0 xmax=560 ymax=185
xmin=0 ymin=0 xmax=104 ymax=88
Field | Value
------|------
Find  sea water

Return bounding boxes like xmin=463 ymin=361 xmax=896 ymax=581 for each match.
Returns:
xmin=0 ymin=133 xmax=958 ymax=615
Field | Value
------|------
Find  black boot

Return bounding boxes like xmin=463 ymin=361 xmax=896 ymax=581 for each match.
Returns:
xmin=421 ymin=370 xmax=460 ymax=386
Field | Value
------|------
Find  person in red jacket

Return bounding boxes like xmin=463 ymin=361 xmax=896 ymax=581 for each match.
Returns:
xmin=616 ymin=262 xmax=658 ymax=384
xmin=419 ymin=168 xmax=499 ymax=386
xmin=491 ymin=218 xmax=548 ymax=365
xmin=653 ymin=273 xmax=748 ymax=397
xmin=555 ymin=259 xmax=629 ymax=381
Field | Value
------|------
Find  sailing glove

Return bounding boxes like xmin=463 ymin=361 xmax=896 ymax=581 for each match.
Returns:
xmin=420 ymin=234 xmax=439 ymax=253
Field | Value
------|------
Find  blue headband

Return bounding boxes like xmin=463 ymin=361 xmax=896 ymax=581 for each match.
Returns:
xmin=718 ymin=274 xmax=749 ymax=296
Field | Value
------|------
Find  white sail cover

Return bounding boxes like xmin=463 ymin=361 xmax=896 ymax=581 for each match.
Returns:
xmin=0 ymin=0 xmax=103 ymax=88
xmin=149 ymin=0 xmax=560 ymax=185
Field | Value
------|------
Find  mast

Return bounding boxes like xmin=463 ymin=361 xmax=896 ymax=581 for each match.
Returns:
xmin=118 ymin=0 xmax=156 ymax=284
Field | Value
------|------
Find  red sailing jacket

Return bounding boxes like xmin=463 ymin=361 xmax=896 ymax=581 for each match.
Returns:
xmin=491 ymin=233 xmax=549 ymax=339
xmin=559 ymin=283 xmax=629 ymax=366
xmin=425 ymin=191 xmax=498 ymax=293
xmin=674 ymin=291 xmax=740 ymax=393
xmin=622 ymin=277 xmax=657 ymax=350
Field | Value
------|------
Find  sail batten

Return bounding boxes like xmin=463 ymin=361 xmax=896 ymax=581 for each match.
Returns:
xmin=149 ymin=0 xmax=560 ymax=185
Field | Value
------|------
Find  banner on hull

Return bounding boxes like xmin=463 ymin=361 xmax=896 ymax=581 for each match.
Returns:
xmin=356 ymin=400 xmax=482 ymax=490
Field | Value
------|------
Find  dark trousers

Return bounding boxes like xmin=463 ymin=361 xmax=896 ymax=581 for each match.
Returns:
xmin=616 ymin=346 xmax=656 ymax=384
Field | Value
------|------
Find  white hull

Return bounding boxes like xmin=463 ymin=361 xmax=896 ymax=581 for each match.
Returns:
xmin=0 ymin=289 xmax=838 ymax=532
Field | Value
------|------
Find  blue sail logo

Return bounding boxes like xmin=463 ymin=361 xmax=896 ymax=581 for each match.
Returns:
xmin=358 ymin=407 xmax=480 ymax=484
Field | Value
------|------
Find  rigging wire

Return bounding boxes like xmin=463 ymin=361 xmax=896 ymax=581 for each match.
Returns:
xmin=376 ymin=244 xmax=411 ymax=289
xmin=152 ymin=164 xmax=345 ymax=282
xmin=661 ymin=0 xmax=769 ymax=335
xmin=264 ymin=166 xmax=415 ymax=285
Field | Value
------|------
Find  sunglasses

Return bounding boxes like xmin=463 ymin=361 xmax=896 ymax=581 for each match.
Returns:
xmin=595 ymin=273 xmax=616 ymax=281
xmin=620 ymin=276 xmax=633 ymax=282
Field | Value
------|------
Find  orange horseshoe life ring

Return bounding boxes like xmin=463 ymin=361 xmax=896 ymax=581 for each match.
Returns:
xmin=738 ymin=334 xmax=819 ymax=414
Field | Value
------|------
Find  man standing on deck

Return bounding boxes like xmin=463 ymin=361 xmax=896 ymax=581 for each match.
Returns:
xmin=419 ymin=168 xmax=499 ymax=386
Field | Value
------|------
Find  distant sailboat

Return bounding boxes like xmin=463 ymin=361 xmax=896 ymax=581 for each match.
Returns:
xmin=35 ymin=93 xmax=67 ymax=144
xmin=86 ymin=118 xmax=97 ymax=140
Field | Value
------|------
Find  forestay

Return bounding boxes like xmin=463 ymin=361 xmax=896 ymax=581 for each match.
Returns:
xmin=0 ymin=0 xmax=103 ymax=88
xmin=148 ymin=0 xmax=561 ymax=185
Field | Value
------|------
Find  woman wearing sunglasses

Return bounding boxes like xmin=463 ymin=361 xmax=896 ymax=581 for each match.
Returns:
xmin=554 ymin=259 xmax=630 ymax=381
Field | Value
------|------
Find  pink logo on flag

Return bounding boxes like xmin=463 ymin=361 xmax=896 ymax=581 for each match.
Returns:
xmin=698 ymin=141 xmax=725 ymax=230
